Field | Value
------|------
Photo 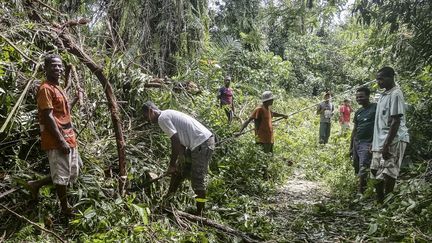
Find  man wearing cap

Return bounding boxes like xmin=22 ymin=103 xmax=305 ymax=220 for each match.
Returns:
xmin=371 ymin=67 xmax=409 ymax=203
xmin=142 ymin=101 xmax=215 ymax=215
xmin=238 ymin=91 xmax=287 ymax=153
xmin=217 ymin=76 xmax=235 ymax=123
xmin=317 ymin=92 xmax=334 ymax=144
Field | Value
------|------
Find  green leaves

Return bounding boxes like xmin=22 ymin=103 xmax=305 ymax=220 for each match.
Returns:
xmin=368 ymin=223 xmax=378 ymax=235
xmin=405 ymin=198 xmax=417 ymax=212
xmin=131 ymin=204 xmax=150 ymax=225
xmin=83 ymin=207 xmax=97 ymax=220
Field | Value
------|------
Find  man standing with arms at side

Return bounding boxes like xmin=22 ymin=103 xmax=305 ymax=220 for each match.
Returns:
xmin=217 ymin=76 xmax=235 ymax=123
xmin=350 ymin=87 xmax=376 ymax=194
xmin=27 ymin=54 xmax=83 ymax=217
xmin=317 ymin=92 xmax=334 ymax=144
xmin=142 ymin=101 xmax=215 ymax=215
xmin=371 ymin=67 xmax=409 ymax=203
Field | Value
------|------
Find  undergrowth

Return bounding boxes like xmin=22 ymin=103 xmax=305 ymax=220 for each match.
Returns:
xmin=2 ymin=90 xmax=432 ymax=242
xmin=1 ymin=79 xmax=431 ymax=242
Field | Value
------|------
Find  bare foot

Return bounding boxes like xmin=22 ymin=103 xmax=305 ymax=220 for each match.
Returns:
xmin=27 ymin=181 xmax=40 ymax=200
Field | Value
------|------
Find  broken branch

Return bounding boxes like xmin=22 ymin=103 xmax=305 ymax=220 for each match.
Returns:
xmin=166 ymin=209 xmax=261 ymax=243
xmin=0 ymin=188 xmax=19 ymax=199
xmin=0 ymin=34 xmax=37 ymax=64
xmin=0 ymin=204 xmax=66 ymax=243
xmin=0 ymin=62 xmax=41 ymax=133
xmin=71 ymin=65 xmax=83 ymax=105
xmin=143 ymin=172 xmax=169 ymax=187
xmin=33 ymin=0 xmax=65 ymax=16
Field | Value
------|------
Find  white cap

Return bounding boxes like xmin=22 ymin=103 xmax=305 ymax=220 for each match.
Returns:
xmin=261 ymin=91 xmax=275 ymax=102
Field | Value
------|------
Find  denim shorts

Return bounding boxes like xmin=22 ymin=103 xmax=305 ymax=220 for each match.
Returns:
xmin=354 ymin=141 xmax=372 ymax=176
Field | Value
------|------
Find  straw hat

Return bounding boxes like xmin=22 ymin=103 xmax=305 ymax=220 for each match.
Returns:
xmin=261 ymin=91 xmax=275 ymax=102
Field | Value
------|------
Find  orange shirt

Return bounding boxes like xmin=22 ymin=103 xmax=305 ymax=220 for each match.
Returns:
xmin=37 ymin=81 xmax=77 ymax=150
xmin=250 ymin=105 xmax=274 ymax=144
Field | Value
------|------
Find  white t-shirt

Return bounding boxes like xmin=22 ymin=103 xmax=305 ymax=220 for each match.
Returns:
xmin=158 ymin=110 xmax=212 ymax=150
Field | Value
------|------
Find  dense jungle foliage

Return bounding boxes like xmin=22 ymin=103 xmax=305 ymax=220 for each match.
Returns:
xmin=1 ymin=0 xmax=431 ymax=242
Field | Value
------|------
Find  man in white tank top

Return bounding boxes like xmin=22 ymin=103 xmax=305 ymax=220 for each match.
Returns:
xmin=142 ymin=101 xmax=215 ymax=215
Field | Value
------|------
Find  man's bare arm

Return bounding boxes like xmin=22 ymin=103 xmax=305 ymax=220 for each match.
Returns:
xmin=350 ymin=123 xmax=357 ymax=154
xmin=382 ymin=115 xmax=401 ymax=159
xmin=41 ymin=109 xmax=70 ymax=154
xmin=238 ymin=117 xmax=254 ymax=135
xmin=272 ymin=111 xmax=288 ymax=118
xmin=168 ymin=133 xmax=184 ymax=174
xmin=316 ymin=104 xmax=322 ymax=115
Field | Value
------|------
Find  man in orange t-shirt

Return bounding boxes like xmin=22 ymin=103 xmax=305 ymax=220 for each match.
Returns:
xmin=238 ymin=91 xmax=287 ymax=153
xmin=26 ymin=54 xmax=82 ymax=217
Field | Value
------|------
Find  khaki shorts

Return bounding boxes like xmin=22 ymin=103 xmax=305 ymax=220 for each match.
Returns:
xmin=48 ymin=148 xmax=82 ymax=185
xmin=370 ymin=142 xmax=407 ymax=180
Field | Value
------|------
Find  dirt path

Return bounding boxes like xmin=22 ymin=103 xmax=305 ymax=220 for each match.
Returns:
xmin=265 ymin=169 xmax=368 ymax=242
xmin=276 ymin=170 xmax=330 ymax=205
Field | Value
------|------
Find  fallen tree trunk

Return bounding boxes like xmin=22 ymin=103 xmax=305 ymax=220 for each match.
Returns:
xmin=166 ymin=209 xmax=261 ymax=243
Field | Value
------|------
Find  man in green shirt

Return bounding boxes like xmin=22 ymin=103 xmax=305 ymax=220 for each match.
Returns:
xmin=350 ymin=87 xmax=376 ymax=194
xmin=371 ymin=67 xmax=409 ymax=203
